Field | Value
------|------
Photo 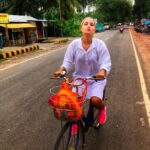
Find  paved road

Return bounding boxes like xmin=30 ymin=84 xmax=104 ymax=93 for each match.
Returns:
xmin=0 ymin=29 xmax=150 ymax=150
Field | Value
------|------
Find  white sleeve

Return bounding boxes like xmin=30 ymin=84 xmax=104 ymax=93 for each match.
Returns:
xmin=99 ymin=42 xmax=111 ymax=75
xmin=61 ymin=41 xmax=75 ymax=72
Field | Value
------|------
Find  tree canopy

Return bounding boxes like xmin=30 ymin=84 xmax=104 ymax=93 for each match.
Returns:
xmin=0 ymin=0 xmax=133 ymax=22
xmin=133 ymin=0 xmax=150 ymax=19
xmin=1 ymin=0 xmax=149 ymax=36
xmin=96 ymin=0 xmax=132 ymax=23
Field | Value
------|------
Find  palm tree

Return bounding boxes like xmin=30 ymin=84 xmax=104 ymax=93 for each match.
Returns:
xmin=56 ymin=0 xmax=81 ymax=19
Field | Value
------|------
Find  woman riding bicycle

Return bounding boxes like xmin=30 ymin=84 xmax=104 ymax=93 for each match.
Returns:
xmin=54 ymin=17 xmax=111 ymax=126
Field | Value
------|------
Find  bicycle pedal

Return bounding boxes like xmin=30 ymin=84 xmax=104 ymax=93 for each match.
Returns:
xmin=104 ymin=98 xmax=108 ymax=101
xmin=93 ymin=122 xmax=101 ymax=129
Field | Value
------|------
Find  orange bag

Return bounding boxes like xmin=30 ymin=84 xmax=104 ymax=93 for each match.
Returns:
xmin=48 ymin=78 xmax=88 ymax=121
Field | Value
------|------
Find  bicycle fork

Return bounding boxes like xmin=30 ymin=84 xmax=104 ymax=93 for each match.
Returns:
xmin=66 ymin=122 xmax=85 ymax=150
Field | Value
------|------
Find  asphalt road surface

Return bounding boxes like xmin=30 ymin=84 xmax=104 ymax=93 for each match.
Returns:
xmin=0 ymin=29 xmax=150 ymax=150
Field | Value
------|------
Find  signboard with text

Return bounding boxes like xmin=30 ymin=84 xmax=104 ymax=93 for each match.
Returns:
xmin=0 ymin=13 xmax=9 ymax=23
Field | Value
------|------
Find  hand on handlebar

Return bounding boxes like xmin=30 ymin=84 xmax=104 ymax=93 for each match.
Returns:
xmin=95 ymin=74 xmax=105 ymax=79
xmin=96 ymin=69 xmax=106 ymax=79
xmin=53 ymin=70 xmax=62 ymax=77
xmin=53 ymin=68 xmax=66 ymax=78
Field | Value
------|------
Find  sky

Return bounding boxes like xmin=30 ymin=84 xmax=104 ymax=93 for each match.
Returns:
xmin=131 ymin=0 xmax=135 ymax=5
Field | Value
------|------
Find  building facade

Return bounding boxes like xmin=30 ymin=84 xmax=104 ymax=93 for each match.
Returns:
xmin=0 ymin=14 xmax=47 ymax=46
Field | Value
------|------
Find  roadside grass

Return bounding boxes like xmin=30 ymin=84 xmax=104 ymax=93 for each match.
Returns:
xmin=0 ymin=59 xmax=4 ymax=63
xmin=41 ymin=38 xmax=69 ymax=43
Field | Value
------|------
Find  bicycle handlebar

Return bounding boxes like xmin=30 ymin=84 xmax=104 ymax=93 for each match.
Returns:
xmin=50 ymin=71 xmax=106 ymax=87
xmin=85 ymin=75 xmax=106 ymax=81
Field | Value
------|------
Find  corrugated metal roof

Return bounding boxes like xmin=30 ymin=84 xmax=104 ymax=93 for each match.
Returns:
xmin=37 ymin=19 xmax=48 ymax=22
xmin=9 ymin=15 xmax=39 ymax=22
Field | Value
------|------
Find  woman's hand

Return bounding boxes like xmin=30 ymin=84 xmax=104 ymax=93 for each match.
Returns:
xmin=53 ymin=70 xmax=62 ymax=77
xmin=96 ymin=69 xmax=106 ymax=78
xmin=53 ymin=67 xmax=66 ymax=77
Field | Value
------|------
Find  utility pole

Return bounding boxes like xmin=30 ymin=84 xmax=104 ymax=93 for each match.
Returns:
xmin=58 ymin=0 xmax=63 ymax=37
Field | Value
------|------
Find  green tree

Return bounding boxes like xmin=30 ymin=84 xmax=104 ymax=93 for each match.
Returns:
xmin=96 ymin=0 xmax=132 ymax=23
xmin=57 ymin=0 xmax=81 ymax=19
xmin=133 ymin=0 xmax=150 ymax=19
xmin=3 ymin=0 xmax=44 ymax=18
xmin=77 ymin=0 xmax=88 ymax=14
xmin=0 ymin=0 xmax=13 ymax=13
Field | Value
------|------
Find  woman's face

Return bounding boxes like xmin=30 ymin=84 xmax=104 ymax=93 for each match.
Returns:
xmin=81 ymin=18 xmax=96 ymax=35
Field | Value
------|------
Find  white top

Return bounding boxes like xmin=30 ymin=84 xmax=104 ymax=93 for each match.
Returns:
xmin=62 ymin=38 xmax=111 ymax=79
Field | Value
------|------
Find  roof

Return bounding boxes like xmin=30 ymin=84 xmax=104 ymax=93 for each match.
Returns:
xmin=8 ymin=15 xmax=44 ymax=23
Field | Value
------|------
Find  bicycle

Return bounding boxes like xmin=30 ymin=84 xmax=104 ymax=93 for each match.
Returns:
xmin=48 ymin=72 xmax=106 ymax=150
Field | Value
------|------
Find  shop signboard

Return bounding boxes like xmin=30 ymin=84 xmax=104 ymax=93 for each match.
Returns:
xmin=0 ymin=13 xmax=9 ymax=23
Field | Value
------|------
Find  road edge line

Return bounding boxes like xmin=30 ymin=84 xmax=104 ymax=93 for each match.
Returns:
xmin=129 ymin=29 xmax=150 ymax=127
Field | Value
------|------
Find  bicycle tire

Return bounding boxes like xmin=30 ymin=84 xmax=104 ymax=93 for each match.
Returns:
xmin=54 ymin=121 xmax=85 ymax=150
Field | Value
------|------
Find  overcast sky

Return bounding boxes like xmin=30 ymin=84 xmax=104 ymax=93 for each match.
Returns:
xmin=131 ymin=0 xmax=135 ymax=5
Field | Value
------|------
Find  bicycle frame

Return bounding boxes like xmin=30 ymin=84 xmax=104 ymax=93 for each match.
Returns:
xmin=49 ymin=74 xmax=106 ymax=150
xmin=54 ymin=95 xmax=106 ymax=150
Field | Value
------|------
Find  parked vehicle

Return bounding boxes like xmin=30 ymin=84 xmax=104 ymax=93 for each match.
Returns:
xmin=134 ymin=19 xmax=150 ymax=34
xmin=96 ymin=23 xmax=105 ymax=32
xmin=104 ymin=23 xmax=110 ymax=30
xmin=135 ymin=23 xmax=150 ymax=34
xmin=129 ymin=22 xmax=134 ymax=26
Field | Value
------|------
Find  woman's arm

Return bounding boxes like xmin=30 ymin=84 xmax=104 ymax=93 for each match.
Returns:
xmin=61 ymin=41 xmax=75 ymax=72
xmin=98 ymin=41 xmax=111 ymax=76
xmin=53 ymin=41 xmax=75 ymax=77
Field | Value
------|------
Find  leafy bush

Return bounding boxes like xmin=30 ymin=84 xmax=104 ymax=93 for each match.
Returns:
xmin=61 ymin=18 xmax=81 ymax=37
xmin=44 ymin=10 xmax=82 ymax=37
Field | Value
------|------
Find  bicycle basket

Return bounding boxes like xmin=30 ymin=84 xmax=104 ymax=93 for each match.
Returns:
xmin=48 ymin=78 xmax=88 ymax=121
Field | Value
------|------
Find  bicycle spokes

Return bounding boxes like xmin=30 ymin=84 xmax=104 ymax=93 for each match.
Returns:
xmin=55 ymin=123 xmax=84 ymax=150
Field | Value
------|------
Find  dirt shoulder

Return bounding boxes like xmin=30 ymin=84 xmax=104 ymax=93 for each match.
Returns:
xmin=130 ymin=27 xmax=150 ymax=93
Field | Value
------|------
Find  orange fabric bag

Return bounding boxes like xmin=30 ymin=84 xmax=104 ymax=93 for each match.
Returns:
xmin=48 ymin=78 xmax=88 ymax=121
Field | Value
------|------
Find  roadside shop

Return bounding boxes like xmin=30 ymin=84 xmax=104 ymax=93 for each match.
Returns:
xmin=0 ymin=14 xmax=48 ymax=46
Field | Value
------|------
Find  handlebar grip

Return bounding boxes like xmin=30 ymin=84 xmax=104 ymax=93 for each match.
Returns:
xmin=86 ymin=76 xmax=106 ymax=81
xmin=59 ymin=71 xmax=66 ymax=78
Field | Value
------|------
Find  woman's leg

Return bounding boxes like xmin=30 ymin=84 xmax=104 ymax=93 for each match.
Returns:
xmin=91 ymin=96 xmax=107 ymax=125
xmin=91 ymin=96 xmax=105 ymax=110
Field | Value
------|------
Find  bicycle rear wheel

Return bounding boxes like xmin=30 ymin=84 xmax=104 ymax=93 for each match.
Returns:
xmin=54 ymin=121 xmax=85 ymax=150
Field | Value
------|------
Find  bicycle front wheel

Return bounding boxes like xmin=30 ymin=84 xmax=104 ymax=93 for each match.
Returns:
xmin=54 ymin=121 xmax=85 ymax=150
